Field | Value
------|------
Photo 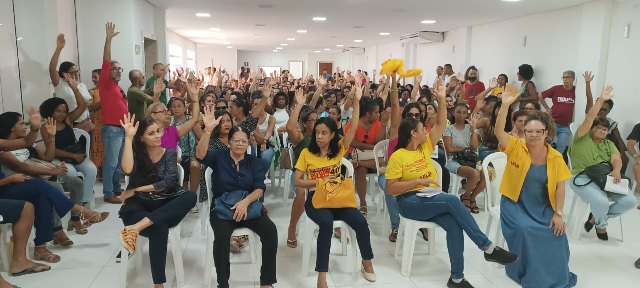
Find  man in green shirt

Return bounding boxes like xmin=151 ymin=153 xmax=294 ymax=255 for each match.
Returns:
xmin=128 ymin=70 xmax=162 ymax=122
xmin=144 ymin=63 xmax=177 ymax=105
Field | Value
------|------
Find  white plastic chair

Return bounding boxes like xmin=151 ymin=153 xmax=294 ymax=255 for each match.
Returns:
xmin=72 ymin=128 xmax=91 ymax=160
xmin=0 ymin=224 xmax=10 ymax=272
xmin=482 ymin=152 xmax=507 ymax=246
xmin=204 ymin=226 xmax=261 ymax=287
xmin=281 ymin=146 xmax=295 ymax=206
xmin=201 ymin=168 xmax=213 ymax=236
xmin=373 ymin=140 xmax=389 ymax=229
xmin=442 ymin=147 xmax=465 ymax=197
xmin=301 ymin=158 xmax=359 ymax=277
xmin=393 ymin=159 xmax=443 ymax=277
xmin=119 ymin=224 xmax=184 ymax=288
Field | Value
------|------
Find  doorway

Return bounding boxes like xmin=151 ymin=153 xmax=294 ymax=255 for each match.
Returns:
xmin=317 ymin=62 xmax=333 ymax=79
xmin=143 ymin=37 xmax=158 ymax=78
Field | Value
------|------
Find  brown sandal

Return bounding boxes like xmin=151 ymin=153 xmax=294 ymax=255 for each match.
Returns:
xmin=34 ymin=247 xmax=61 ymax=263
xmin=359 ymin=206 xmax=368 ymax=216
xmin=52 ymin=230 xmax=74 ymax=246
xmin=81 ymin=208 xmax=110 ymax=226
xmin=67 ymin=220 xmax=89 ymax=235
xmin=286 ymin=239 xmax=298 ymax=248
xmin=460 ymin=195 xmax=472 ymax=212
xmin=119 ymin=227 xmax=139 ymax=254
xmin=388 ymin=230 xmax=398 ymax=242
xmin=469 ymin=200 xmax=480 ymax=214
xmin=419 ymin=228 xmax=429 ymax=241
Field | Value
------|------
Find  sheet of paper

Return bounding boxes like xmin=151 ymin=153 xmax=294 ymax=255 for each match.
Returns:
xmin=416 ymin=187 xmax=444 ymax=198
xmin=604 ymin=175 xmax=630 ymax=195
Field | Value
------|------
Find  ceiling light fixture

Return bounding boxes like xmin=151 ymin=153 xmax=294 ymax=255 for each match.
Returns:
xmin=226 ymin=46 xmax=233 ymax=49
xmin=222 ymin=41 xmax=231 ymax=45
xmin=421 ymin=20 xmax=437 ymax=24
xmin=287 ymin=38 xmax=295 ymax=41
xmin=273 ymin=50 xmax=279 ymax=52
xmin=313 ymin=17 xmax=326 ymax=21
xmin=258 ymin=4 xmax=273 ymax=8
xmin=255 ymin=24 xmax=266 ymax=27
xmin=209 ymin=27 xmax=220 ymax=31
xmin=336 ymin=44 xmax=344 ymax=47
xmin=276 ymin=47 xmax=283 ymax=50
xmin=324 ymin=48 xmax=330 ymax=51
xmin=354 ymin=39 xmax=363 ymax=43
xmin=315 ymin=51 xmax=321 ymax=53
xmin=297 ymin=30 xmax=307 ymax=33
xmin=196 ymin=13 xmax=210 ymax=17
xmin=281 ymin=43 xmax=288 ymax=46
xmin=379 ymin=32 xmax=391 ymax=36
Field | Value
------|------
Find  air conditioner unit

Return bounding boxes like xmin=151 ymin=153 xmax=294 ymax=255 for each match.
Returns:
xmin=400 ymin=31 xmax=444 ymax=43
xmin=341 ymin=47 xmax=365 ymax=54
xmin=616 ymin=0 xmax=640 ymax=7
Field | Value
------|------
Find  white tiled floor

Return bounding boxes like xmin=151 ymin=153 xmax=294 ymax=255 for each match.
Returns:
xmin=2 ymin=177 xmax=640 ymax=288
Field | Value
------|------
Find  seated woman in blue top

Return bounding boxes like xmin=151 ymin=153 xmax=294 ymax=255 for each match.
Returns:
xmin=118 ymin=114 xmax=197 ymax=288
xmin=196 ymin=107 xmax=277 ymax=288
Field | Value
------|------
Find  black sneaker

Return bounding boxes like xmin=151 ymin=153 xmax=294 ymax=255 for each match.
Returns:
xmin=635 ymin=258 xmax=640 ymax=269
xmin=484 ymin=246 xmax=518 ymax=265
xmin=447 ymin=278 xmax=474 ymax=288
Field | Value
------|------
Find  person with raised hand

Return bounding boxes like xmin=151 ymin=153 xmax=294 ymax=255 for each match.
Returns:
xmin=99 ymin=22 xmax=128 ymax=204
xmin=569 ymin=86 xmax=637 ymax=241
xmin=196 ymin=107 xmax=278 ymax=288
xmin=294 ymin=82 xmax=376 ymax=287
xmin=494 ymin=84 xmax=576 ymax=288
xmin=117 ymin=113 xmax=196 ymax=288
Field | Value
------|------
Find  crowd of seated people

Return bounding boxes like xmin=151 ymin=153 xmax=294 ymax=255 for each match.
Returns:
xmin=5 ymin=20 xmax=640 ymax=288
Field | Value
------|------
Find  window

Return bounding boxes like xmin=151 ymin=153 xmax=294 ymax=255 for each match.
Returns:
xmin=168 ymin=43 xmax=183 ymax=76
xmin=186 ymin=50 xmax=196 ymax=71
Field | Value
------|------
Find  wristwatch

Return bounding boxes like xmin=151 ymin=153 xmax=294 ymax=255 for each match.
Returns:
xmin=555 ymin=210 xmax=563 ymax=217
xmin=633 ymin=154 xmax=639 ymax=158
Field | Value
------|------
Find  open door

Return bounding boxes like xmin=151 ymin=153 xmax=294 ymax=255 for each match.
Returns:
xmin=143 ymin=37 xmax=158 ymax=78
xmin=318 ymin=62 xmax=333 ymax=78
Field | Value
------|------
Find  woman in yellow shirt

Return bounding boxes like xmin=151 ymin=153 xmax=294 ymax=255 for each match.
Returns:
xmin=386 ymin=118 xmax=517 ymax=288
xmin=294 ymin=84 xmax=376 ymax=288
xmin=494 ymin=86 xmax=576 ymax=288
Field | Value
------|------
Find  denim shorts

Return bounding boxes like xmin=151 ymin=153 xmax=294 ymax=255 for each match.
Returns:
xmin=445 ymin=158 xmax=463 ymax=174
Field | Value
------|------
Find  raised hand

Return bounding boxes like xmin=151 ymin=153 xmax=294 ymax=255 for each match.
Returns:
xmin=43 ymin=117 xmax=57 ymax=136
xmin=436 ymin=78 xmax=446 ymax=99
xmin=354 ymin=83 xmax=363 ymax=101
xmin=489 ymin=77 xmax=498 ymax=89
xmin=469 ymin=113 xmax=481 ymax=129
xmin=202 ymin=106 xmax=223 ymax=132
xmin=502 ymin=83 xmax=519 ymax=105
xmin=317 ymin=77 xmax=327 ymax=86
xmin=27 ymin=107 xmax=42 ymax=130
xmin=105 ymin=22 xmax=120 ymax=39
xmin=295 ymin=87 xmax=306 ymax=105
xmin=56 ymin=33 xmax=66 ymax=49
xmin=583 ymin=71 xmax=594 ymax=83
xmin=153 ymin=78 xmax=166 ymax=95
xmin=414 ymin=74 xmax=423 ymax=86
xmin=63 ymin=73 xmax=78 ymax=89
xmin=120 ymin=113 xmax=139 ymax=139
xmin=600 ymin=85 xmax=614 ymax=100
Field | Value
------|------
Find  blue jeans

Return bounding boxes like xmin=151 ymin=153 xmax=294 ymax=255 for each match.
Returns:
xmin=379 ymin=174 xmax=400 ymax=230
xmin=554 ymin=124 xmax=572 ymax=155
xmin=56 ymin=159 xmax=97 ymax=203
xmin=478 ymin=146 xmax=497 ymax=161
xmin=101 ymin=125 xmax=124 ymax=197
xmin=570 ymin=175 xmax=637 ymax=229
xmin=259 ymin=147 xmax=275 ymax=173
xmin=304 ymin=192 xmax=374 ymax=272
xmin=396 ymin=192 xmax=492 ymax=280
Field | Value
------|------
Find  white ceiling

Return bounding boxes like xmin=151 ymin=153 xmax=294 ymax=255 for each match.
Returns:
xmin=149 ymin=0 xmax=592 ymax=53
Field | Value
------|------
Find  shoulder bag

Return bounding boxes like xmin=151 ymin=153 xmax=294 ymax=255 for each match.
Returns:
xmin=214 ymin=190 xmax=263 ymax=220
xmin=312 ymin=177 xmax=357 ymax=209
xmin=453 ymin=148 xmax=479 ymax=167
xmin=573 ymin=161 xmax=630 ymax=193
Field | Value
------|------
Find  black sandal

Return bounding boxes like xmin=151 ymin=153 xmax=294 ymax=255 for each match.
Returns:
xmin=459 ymin=195 xmax=472 ymax=212
xmin=469 ymin=200 xmax=480 ymax=214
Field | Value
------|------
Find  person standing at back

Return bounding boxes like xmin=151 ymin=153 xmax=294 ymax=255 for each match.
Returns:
xmin=99 ymin=22 xmax=127 ymax=204
xmin=539 ymin=70 xmax=577 ymax=156
xmin=456 ymin=66 xmax=485 ymax=112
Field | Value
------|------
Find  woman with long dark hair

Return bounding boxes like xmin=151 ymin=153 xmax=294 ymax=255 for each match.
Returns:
xmin=386 ymin=116 xmax=518 ymax=288
xmin=474 ymin=97 xmax=513 ymax=160
xmin=294 ymin=84 xmax=376 ymax=287
xmin=118 ymin=115 xmax=197 ymax=288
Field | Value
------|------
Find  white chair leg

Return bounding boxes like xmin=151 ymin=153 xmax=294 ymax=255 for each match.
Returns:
xmin=134 ymin=238 xmax=147 ymax=269
xmin=348 ymin=227 xmax=358 ymax=277
xmin=0 ymin=227 xmax=9 ymax=273
xmin=400 ymin=222 xmax=416 ymax=277
xmin=496 ymin=222 xmax=505 ymax=247
xmin=248 ymin=232 xmax=257 ymax=264
xmin=340 ymin=224 xmax=348 ymax=256
xmin=619 ymin=216 xmax=624 ymax=242
xmin=485 ymin=214 xmax=493 ymax=241
xmin=283 ymin=170 xmax=291 ymax=206
xmin=394 ymin=218 xmax=405 ymax=258
xmin=201 ymin=202 xmax=209 ymax=236
xmin=204 ymin=227 xmax=214 ymax=288
xmin=427 ymin=228 xmax=436 ymax=255
xmin=169 ymin=226 xmax=184 ymax=288
xmin=120 ymin=246 xmax=129 ymax=288
xmin=301 ymin=216 xmax=314 ymax=276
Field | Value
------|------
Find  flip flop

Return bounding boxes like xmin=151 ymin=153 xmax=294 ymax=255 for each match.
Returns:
xmin=11 ymin=263 xmax=51 ymax=276
xmin=286 ymin=239 xmax=298 ymax=248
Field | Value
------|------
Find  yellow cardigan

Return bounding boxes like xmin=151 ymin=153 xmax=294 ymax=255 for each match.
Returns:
xmin=499 ymin=136 xmax=572 ymax=211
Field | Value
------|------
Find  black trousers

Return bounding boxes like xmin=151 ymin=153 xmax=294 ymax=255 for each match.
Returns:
xmin=120 ymin=192 xmax=197 ymax=284
xmin=210 ymin=211 xmax=278 ymax=288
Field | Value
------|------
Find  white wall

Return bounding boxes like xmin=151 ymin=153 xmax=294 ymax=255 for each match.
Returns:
xmin=167 ymin=30 xmax=197 ymax=69
xmin=416 ymin=27 xmax=472 ymax=86
xmin=197 ymin=45 xmax=238 ymax=75
xmin=232 ymin=51 xmax=340 ymax=78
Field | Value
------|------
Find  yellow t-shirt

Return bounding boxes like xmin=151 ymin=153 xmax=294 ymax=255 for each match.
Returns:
xmin=385 ymin=136 xmax=438 ymax=195
xmin=490 ymin=87 xmax=504 ymax=97
xmin=499 ymin=135 xmax=572 ymax=211
xmin=295 ymin=140 xmax=349 ymax=181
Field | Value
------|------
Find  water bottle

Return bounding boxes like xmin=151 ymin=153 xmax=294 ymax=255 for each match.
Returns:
xmin=476 ymin=160 xmax=482 ymax=171
xmin=56 ymin=161 xmax=66 ymax=184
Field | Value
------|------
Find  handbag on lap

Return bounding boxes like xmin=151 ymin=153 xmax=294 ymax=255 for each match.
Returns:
xmin=311 ymin=177 xmax=357 ymax=209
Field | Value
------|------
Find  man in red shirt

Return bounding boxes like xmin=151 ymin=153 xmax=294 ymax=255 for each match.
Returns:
xmin=98 ymin=22 xmax=128 ymax=204
xmin=456 ymin=66 xmax=485 ymax=112
xmin=539 ymin=70 xmax=576 ymax=155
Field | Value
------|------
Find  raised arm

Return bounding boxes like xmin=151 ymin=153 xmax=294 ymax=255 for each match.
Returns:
xmin=576 ymin=86 xmax=614 ymax=139
xmin=49 ymin=34 xmax=65 ymax=86
xmin=103 ymin=22 xmax=119 ymax=63
xmin=583 ymin=71 xmax=594 ymax=114
xmin=250 ymin=78 xmax=273 ymax=119
xmin=343 ymin=83 xmax=362 ymax=149
xmin=119 ymin=113 xmax=138 ymax=174
xmin=62 ymin=73 xmax=87 ymax=122
xmin=410 ymin=75 xmax=421 ymax=102
xmin=469 ymin=114 xmax=480 ymax=150
xmin=195 ymin=106 xmax=222 ymax=161
xmin=388 ymin=74 xmax=401 ymax=140
xmin=428 ymin=77 xmax=448 ymax=143
xmin=286 ymin=88 xmax=307 ymax=145
xmin=496 ymin=84 xmax=519 ymax=150
xmin=0 ymin=107 xmax=42 ymax=150
xmin=176 ymin=82 xmax=201 ymax=138
xmin=309 ymin=78 xmax=326 ymax=108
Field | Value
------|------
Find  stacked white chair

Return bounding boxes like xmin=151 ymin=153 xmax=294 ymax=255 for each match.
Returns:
xmin=0 ymin=224 xmax=10 ymax=272
xmin=120 ymin=161 xmax=185 ymax=288
xmin=373 ymin=140 xmax=389 ymax=229
xmin=301 ymin=158 xmax=359 ymax=276
xmin=482 ymin=152 xmax=507 ymax=246
xmin=393 ymin=160 xmax=443 ymax=277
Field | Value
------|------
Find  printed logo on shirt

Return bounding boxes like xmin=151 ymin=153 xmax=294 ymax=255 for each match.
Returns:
xmin=419 ymin=172 xmax=433 ymax=179
xmin=510 ymin=161 xmax=520 ymax=169
xmin=308 ymin=163 xmax=341 ymax=180
xmin=556 ymin=97 xmax=575 ymax=103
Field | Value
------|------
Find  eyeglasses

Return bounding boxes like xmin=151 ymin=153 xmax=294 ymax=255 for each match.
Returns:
xmin=216 ymin=106 xmax=227 ymax=110
xmin=67 ymin=70 xmax=80 ymax=75
xmin=593 ymin=126 xmax=609 ymax=132
xmin=230 ymin=138 xmax=249 ymax=145
xmin=524 ymin=129 xmax=547 ymax=136
xmin=524 ymin=107 xmax=535 ymax=111
xmin=110 ymin=67 xmax=124 ymax=72
xmin=152 ymin=109 xmax=169 ymax=114
xmin=405 ymin=113 xmax=421 ymax=119
xmin=306 ymin=119 xmax=317 ymax=124
xmin=599 ymin=108 xmax=609 ymax=113
xmin=561 ymin=76 xmax=573 ymax=80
